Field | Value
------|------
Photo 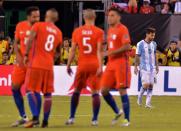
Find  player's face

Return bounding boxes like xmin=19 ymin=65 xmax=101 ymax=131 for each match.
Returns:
xmin=108 ymin=11 xmax=120 ymax=26
xmin=28 ymin=10 xmax=40 ymax=24
xmin=63 ymin=40 xmax=69 ymax=48
xmin=170 ymin=42 xmax=177 ymax=51
xmin=147 ymin=32 xmax=155 ymax=41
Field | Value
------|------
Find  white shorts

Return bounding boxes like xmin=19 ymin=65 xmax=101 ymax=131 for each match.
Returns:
xmin=140 ymin=70 xmax=156 ymax=85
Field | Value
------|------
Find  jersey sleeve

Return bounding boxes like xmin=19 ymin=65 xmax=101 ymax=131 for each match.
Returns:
xmin=72 ymin=29 xmax=78 ymax=44
xmin=59 ymin=30 xmax=63 ymax=45
xmin=14 ymin=23 xmax=20 ymax=40
xmin=97 ymin=30 xmax=104 ymax=44
xmin=121 ymin=26 xmax=131 ymax=45
xmin=136 ymin=42 xmax=142 ymax=56
xmin=154 ymin=42 xmax=157 ymax=54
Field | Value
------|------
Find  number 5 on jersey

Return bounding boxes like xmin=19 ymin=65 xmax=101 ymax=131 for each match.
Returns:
xmin=83 ymin=37 xmax=92 ymax=54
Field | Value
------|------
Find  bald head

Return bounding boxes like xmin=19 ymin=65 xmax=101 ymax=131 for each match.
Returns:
xmin=83 ymin=9 xmax=96 ymax=21
xmin=45 ymin=8 xmax=59 ymax=23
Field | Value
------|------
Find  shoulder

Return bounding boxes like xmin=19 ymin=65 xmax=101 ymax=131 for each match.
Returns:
xmin=120 ymin=24 xmax=129 ymax=31
xmin=94 ymin=26 xmax=104 ymax=33
xmin=137 ymin=40 xmax=144 ymax=47
xmin=152 ymin=41 xmax=157 ymax=46
xmin=73 ymin=27 xmax=81 ymax=35
xmin=34 ymin=22 xmax=43 ymax=26
xmin=16 ymin=21 xmax=27 ymax=28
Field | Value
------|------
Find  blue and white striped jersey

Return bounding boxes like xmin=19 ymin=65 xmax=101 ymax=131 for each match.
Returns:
xmin=136 ymin=40 xmax=157 ymax=72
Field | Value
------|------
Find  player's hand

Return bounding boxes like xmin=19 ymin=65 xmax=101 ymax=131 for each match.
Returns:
xmin=96 ymin=67 xmax=103 ymax=76
xmin=16 ymin=53 xmax=24 ymax=67
xmin=23 ymin=55 xmax=29 ymax=65
xmin=67 ymin=66 xmax=73 ymax=76
xmin=134 ymin=67 xmax=138 ymax=75
xmin=156 ymin=66 xmax=159 ymax=74
xmin=102 ymin=51 xmax=111 ymax=57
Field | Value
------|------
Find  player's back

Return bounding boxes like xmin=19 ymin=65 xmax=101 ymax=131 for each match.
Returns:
xmin=29 ymin=22 xmax=62 ymax=70
xmin=72 ymin=25 xmax=104 ymax=66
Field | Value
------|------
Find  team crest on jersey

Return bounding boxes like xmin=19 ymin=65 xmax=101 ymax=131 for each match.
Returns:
xmin=123 ymin=34 xmax=129 ymax=39
xmin=112 ymin=34 xmax=117 ymax=40
xmin=26 ymin=30 xmax=31 ymax=36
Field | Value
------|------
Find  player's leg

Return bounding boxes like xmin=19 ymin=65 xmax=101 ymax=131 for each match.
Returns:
xmin=42 ymin=93 xmax=52 ymax=128
xmin=119 ymin=88 xmax=130 ymax=126
xmin=26 ymin=91 xmax=40 ymax=123
xmin=65 ymin=71 xmax=86 ymax=125
xmin=116 ymin=63 xmax=131 ymax=126
xmin=137 ymin=70 xmax=149 ymax=106
xmin=40 ymin=69 xmax=55 ymax=128
xmin=89 ymin=75 xmax=101 ymax=126
xmin=145 ymin=72 xmax=155 ymax=108
xmin=24 ymin=68 xmax=42 ymax=128
xmin=145 ymin=84 xmax=153 ymax=108
xmin=101 ymin=70 xmax=122 ymax=124
xmin=11 ymin=67 xmax=28 ymax=127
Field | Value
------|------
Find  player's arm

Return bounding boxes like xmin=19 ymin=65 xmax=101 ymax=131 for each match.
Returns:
xmin=96 ymin=41 xmax=103 ymax=76
xmin=67 ymin=42 xmax=77 ymax=76
xmin=54 ymin=44 xmax=62 ymax=64
xmin=13 ymin=38 xmax=23 ymax=65
xmin=134 ymin=42 xmax=141 ymax=75
xmin=155 ymin=45 xmax=159 ymax=74
xmin=134 ymin=54 xmax=140 ymax=75
xmin=107 ymin=43 xmax=131 ymax=56
xmin=14 ymin=24 xmax=23 ymax=65
xmin=24 ymin=30 xmax=37 ymax=64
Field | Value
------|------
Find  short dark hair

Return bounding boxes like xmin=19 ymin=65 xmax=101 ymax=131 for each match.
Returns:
xmin=146 ymin=27 xmax=156 ymax=34
xmin=26 ymin=6 xmax=39 ymax=16
xmin=108 ymin=5 xmax=123 ymax=16
xmin=170 ymin=40 xmax=178 ymax=44
xmin=2 ymin=51 xmax=8 ymax=55
xmin=48 ymin=8 xmax=58 ymax=13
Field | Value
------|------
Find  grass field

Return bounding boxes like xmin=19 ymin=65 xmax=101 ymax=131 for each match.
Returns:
xmin=0 ymin=96 xmax=181 ymax=131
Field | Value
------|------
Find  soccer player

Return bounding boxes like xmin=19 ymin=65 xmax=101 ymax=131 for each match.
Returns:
xmin=23 ymin=8 xmax=62 ymax=128
xmin=100 ymin=6 xmax=131 ymax=126
xmin=65 ymin=9 xmax=104 ymax=126
xmin=11 ymin=6 xmax=40 ymax=127
xmin=134 ymin=27 xmax=159 ymax=108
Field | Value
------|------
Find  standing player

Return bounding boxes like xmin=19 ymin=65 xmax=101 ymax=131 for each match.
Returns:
xmin=23 ymin=8 xmax=62 ymax=128
xmin=100 ymin=6 xmax=131 ymax=126
xmin=134 ymin=27 xmax=159 ymax=108
xmin=65 ymin=9 xmax=104 ymax=126
xmin=11 ymin=6 xmax=40 ymax=127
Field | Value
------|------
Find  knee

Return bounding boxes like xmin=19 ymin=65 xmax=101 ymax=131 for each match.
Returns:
xmin=12 ymin=84 xmax=20 ymax=91
xmin=143 ymin=84 xmax=150 ymax=89
xmin=44 ymin=93 xmax=52 ymax=97
xmin=119 ymin=88 xmax=127 ymax=96
xmin=101 ymin=88 xmax=109 ymax=96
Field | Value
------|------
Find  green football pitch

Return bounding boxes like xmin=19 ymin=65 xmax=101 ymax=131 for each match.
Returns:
xmin=0 ymin=96 xmax=181 ymax=131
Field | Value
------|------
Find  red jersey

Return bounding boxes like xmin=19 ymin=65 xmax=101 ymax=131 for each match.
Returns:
xmin=15 ymin=21 xmax=32 ymax=56
xmin=29 ymin=22 xmax=62 ymax=70
xmin=72 ymin=25 xmax=104 ymax=66
xmin=107 ymin=23 xmax=131 ymax=62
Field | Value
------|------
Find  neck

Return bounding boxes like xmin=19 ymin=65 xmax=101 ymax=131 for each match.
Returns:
xmin=27 ymin=20 xmax=33 ymax=26
xmin=110 ymin=22 xmax=120 ymax=28
xmin=85 ymin=21 xmax=94 ymax=26
xmin=144 ymin=38 xmax=151 ymax=44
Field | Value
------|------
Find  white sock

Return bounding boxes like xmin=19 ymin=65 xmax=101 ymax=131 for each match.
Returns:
xmin=146 ymin=88 xmax=153 ymax=105
xmin=138 ymin=86 xmax=146 ymax=99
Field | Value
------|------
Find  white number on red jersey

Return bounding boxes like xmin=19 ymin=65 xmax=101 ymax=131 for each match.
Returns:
xmin=109 ymin=34 xmax=117 ymax=49
xmin=83 ymin=37 xmax=92 ymax=54
xmin=45 ymin=34 xmax=55 ymax=51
